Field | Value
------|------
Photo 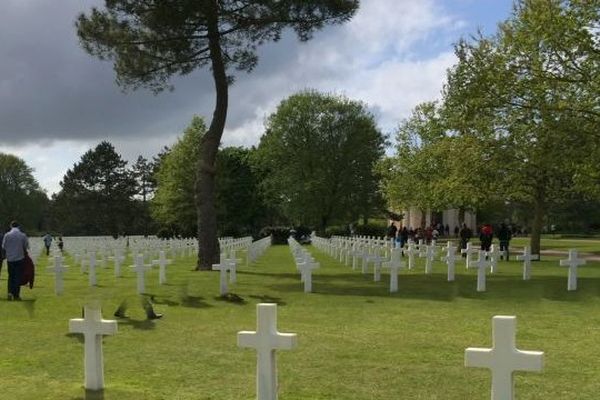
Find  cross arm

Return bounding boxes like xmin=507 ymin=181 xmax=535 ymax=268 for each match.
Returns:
xmin=465 ymin=347 xmax=493 ymax=368
xmin=274 ymin=333 xmax=298 ymax=350
xmin=237 ymin=331 xmax=258 ymax=348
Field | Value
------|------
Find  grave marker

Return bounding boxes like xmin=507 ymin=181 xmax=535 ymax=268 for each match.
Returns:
xmin=559 ymin=249 xmax=586 ymax=291
xmin=238 ymin=304 xmax=297 ymax=400
xmin=441 ymin=242 xmax=458 ymax=282
xmin=516 ymin=246 xmax=539 ymax=281
xmin=465 ymin=315 xmax=543 ymax=400
xmin=69 ymin=306 xmax=118 ymax=391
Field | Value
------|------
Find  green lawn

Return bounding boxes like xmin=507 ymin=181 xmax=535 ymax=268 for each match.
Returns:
xmin=511 ymin=237 xmax=600 ymax=255
xmin=1 ymin=244 xmax=599 ymax=399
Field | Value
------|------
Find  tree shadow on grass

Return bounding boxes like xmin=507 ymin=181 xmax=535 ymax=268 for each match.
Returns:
xmin=238 ymin=270 xmax=298 ymax=280
xmin=263 ymin=270 xmax=600 ymax=303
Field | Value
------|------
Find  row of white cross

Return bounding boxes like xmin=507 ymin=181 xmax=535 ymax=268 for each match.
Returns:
xmin=69 ymin=303 xmax=542 ymax=400
xmin=212 ymin=236 xmax=273 ymax=296
xmin=313 ymin=235 xmax=588 ymax=292
xmin=288 ymin=237 xmax=320 ymax=292
xmin=45 ymin=236 xmax=258 ymax=296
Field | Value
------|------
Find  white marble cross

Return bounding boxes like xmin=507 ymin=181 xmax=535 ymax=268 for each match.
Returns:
xmin=69 ymin=306 xmax=118 ymax=391
xmin=424 ymin=244 xmax=437 ymax=274
xmin=112 ymin=249 xmax=126 ymax=278
xmin=48 ymin=255 xmax=69 ymax=295
xmin=152 ymin=250 xmax=172 ymax=285
xmin=297 ymin=258 xmax=319 ymax=293
xmin=472 ymin=251 xmax=490 ymax=292
xmin=88 ymin=252 xmax=98 ymax=286
xmin=238 ymin=303 xmax=298 ymax=400
xmin=383 ymin=247 xmax=404 ymax=293
xmin=461 ymin=242 xmax=478 ymax=269
xmin=212 ymin=257 xmax=230 ymax=296
xmin=403 ymin=243 xmax=418 ymax=270
xmin=516 ymin=246 xmax=539 ymax=281
xmin=441 ymin=241 xmax=458 ymax=282
xmin=225 ymin=253 xmax=242 ymax=284
xmin=488 ymin=244 xmax=500 ymax=274
xmin=131 ymin=254 xmax=151 ymax=294
xmin=559 ymin=249 xmax=586 ymax=291
xmin=465 ymin=315 xmax=543 ymax=400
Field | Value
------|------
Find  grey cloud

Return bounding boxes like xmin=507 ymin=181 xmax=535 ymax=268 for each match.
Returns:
xmin=0 ymin=0 xmax=318 ymax=147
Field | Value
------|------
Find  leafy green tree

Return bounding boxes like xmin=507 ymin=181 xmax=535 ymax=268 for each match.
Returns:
xmin=0 ymin=153 xmax=48 ymax=232
xmin=53 ymin=141 xmax=137 ymax=235
xmin=443 ymin=0 xmax=600 ymax=254
xmin=153 ymin=117 xmax=266 ymax=237
xmin=130 ymin=155 xmax=157 ymax=236
xmin=215 ymin=146 xmax=268 ymax=236
xmin=152 ymin=117 xmax=205 ymax=237
xmin=76 ymin=0 xmax=359 ymax=269
xmin=256 ymin=91 xmax=386 ymax=230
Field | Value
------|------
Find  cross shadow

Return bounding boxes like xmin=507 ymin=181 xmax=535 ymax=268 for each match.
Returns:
xmin=85 ymin=389 xmax=105 ymax=400
xmin=65 ymin=332 xmax=85 ymax=344
xmin=68 ymin=389 xmax=105 ymax=400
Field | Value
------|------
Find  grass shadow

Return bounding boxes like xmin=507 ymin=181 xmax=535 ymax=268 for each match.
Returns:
xmin=20 ymin=298 xmax=36 ymax=317
xmin=248 ymin=294 xmax=287 ymax=306
xmin=215 ymin=293 xmax=247 ymax=305
xmin=118 ymin=318 xmax=157 ymax=330
xmin=180 ymin=295 xmax=213 ymax=309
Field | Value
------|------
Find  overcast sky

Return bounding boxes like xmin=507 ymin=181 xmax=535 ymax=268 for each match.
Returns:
xmin=0 ymin=0 xmax=512 ymax=194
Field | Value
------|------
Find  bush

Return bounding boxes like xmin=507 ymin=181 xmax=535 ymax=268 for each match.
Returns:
xmin=259 ymin=226 xmax=291 ymax=244
xmin=354 ymin=222 xmax=386 ymax=237
xmin=323 ymin=225 xmax=350 ymax=238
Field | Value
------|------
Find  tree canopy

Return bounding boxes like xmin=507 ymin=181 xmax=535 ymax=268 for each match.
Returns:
xmin=52 ymin=141 xmax=137 ymax=236
xmin=256 ymin=91 xmax=386 ymax=230
xmin=0 ymin=153 xmax=48 ymax=232
xmin=76 ymin=0 xmax=359 ymax=269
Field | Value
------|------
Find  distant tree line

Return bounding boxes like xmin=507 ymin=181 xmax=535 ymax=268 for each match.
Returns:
xmin=0 ymin=91 xmax=387 ymax=237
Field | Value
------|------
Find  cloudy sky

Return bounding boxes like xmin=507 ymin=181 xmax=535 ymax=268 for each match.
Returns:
xmin=0 ymin=0 xmax=512 ymax=194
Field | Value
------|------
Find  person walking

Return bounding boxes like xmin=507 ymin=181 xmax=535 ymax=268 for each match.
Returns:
xmin=43 ymin=232 xmax=53 ymax=256
xmin=459 ymin=223 xmax=472 ymax=256
xmin=57 ymin=236 xmax=64 ymax=253
xmin=479 ymin=224 xmax=493 ymax=252
xmin=1 ymin=221 xmax=29 ymax=300
xmin=0 ymin=229 xmax=4 ymax=278
xmin=497 ymin=223 xmax=512 ymax=260
xmin=387 ymin=222 xmax=398 ymax=247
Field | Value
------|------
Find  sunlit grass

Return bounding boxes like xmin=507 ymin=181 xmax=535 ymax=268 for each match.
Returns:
xmin=0 ymin=242 xmax=599 ymax=399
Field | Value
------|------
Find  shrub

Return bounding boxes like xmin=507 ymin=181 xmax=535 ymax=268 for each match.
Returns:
xmin=259 ymin=226 xmax=291 ymax=244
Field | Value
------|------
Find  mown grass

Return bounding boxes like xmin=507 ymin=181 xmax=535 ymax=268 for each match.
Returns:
xmin=0 ymin=242 xmax=599 ymax=399
xmin=511 ymin=237 xmax=600 ymax=255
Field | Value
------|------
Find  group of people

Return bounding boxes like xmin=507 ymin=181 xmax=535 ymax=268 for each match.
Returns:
xmin=387 ymin=221 xmax=513 ymax=260
xmin=0 ymin=221 xmax=30 ymax=301
xmin=42 ymin=233 xmax=64 ymax=256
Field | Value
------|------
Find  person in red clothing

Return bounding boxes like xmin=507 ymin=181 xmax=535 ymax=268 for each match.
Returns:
xmin=479 ymin=224 xmax=493 ymax=252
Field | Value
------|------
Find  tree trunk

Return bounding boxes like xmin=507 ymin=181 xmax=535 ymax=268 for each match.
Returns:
xmin=195 ymin=0 xmax=228 ymax=270
xmin=530 ymin=194 xmax=545 ymax=259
